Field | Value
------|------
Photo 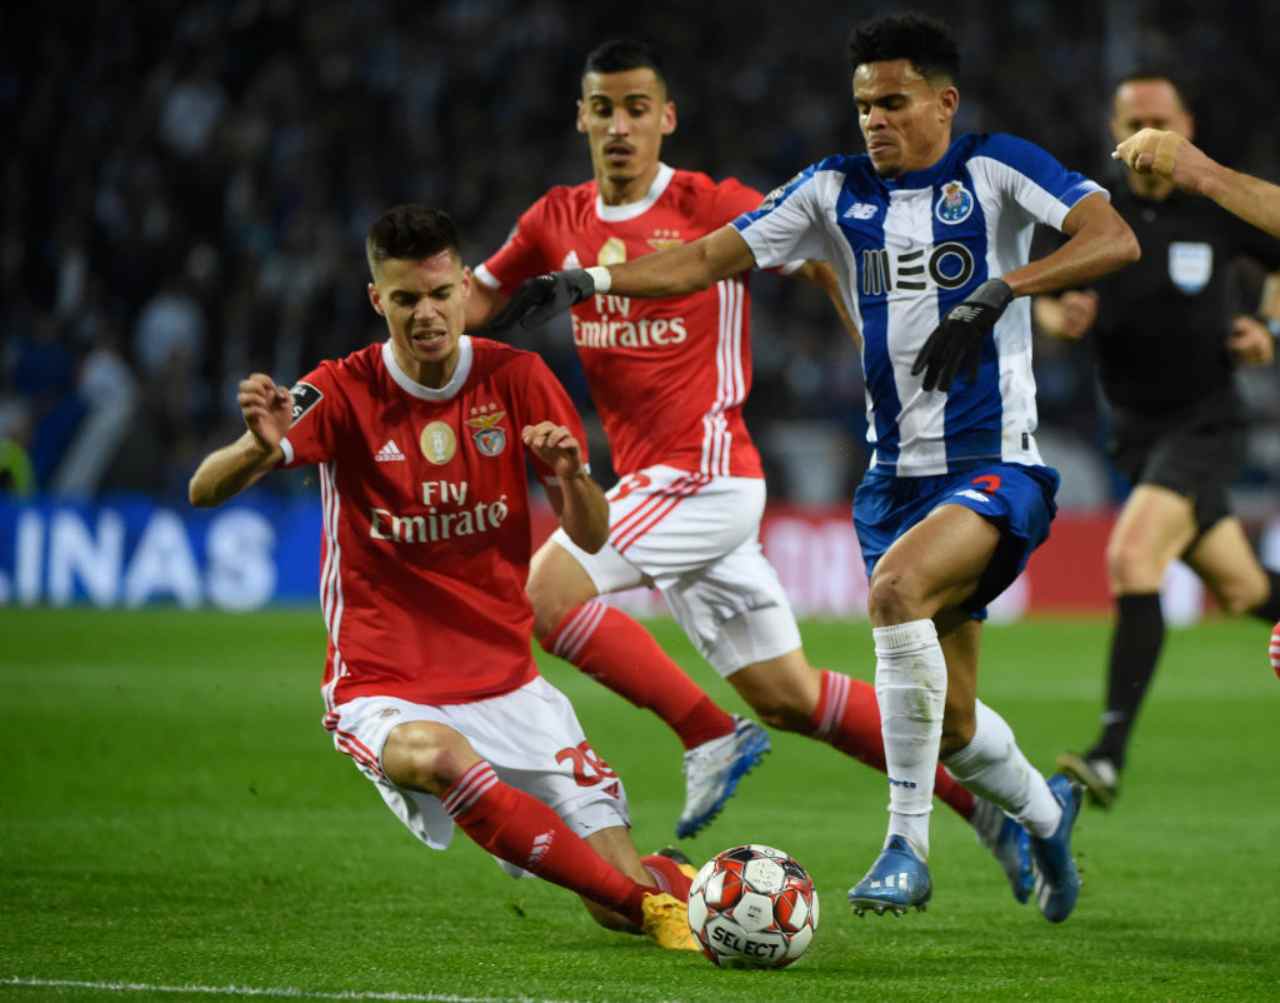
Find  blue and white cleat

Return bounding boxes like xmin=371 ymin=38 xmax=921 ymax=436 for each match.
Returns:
xmin=675 ymin=715 xmax=771 ymax=839
xmin=1029 ymin=773 xmax=1084 ymax=923
xmin=972 ymin=798 xmax=1035 ymax=905
xmin=848 ymin=835 xmax=933 ymax=916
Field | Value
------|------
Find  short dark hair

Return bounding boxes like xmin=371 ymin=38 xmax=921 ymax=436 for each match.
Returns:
xmin=582 ymin=39 xmax=667 ymax=90
xmin=365 ymin=205 xmax=460 ymax=276
xmin=1114 ymin=70 xmax=1193 ymax=111
xmin=847 ymin=13 xmax=960 ymax=82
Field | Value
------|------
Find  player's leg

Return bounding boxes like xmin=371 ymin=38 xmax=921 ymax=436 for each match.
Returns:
xmin=579 ymin=827 xmax=696 ymax=934
xmin=844 ymin=503 xmax=996 ymax=916
xmin=1058 ymin=484 xmax=1195 ymax=806
xmin=379 ymin=720 xmax=679 ymax=941
xmin=936 ymin=618 xmax=1076 ymax=917
xmin=528 ymin=538 xmax=735 ymax=753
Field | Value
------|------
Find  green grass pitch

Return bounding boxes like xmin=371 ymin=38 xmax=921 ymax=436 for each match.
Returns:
xmin=3 ymin=609 xmax=1278 ymax=1002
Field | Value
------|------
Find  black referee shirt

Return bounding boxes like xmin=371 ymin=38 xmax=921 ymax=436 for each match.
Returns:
xmin=1084 ymin=182 xmax=1280 ymax=415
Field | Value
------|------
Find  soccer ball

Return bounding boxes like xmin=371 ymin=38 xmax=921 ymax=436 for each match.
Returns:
xmin=687 ymin=844 xmax=819 ymax=969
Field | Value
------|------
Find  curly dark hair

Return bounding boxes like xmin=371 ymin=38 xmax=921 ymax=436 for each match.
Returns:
xmin=365 ymin=204 xmax=460 ymax=276
xmin=847 ymin=13 xmax=960 ymax=82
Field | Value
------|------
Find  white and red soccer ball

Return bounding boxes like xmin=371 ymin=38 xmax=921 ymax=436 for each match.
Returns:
xmin=687 ymin=844 xmax=819 ymax=969
xmin=1270 ymin=621 xmax=1280 ymax=678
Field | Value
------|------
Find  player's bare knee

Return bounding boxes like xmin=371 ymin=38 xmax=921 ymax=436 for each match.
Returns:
xmin=748 ymin=690 xmax=810 ymax=732
xmin=867 ymin=568 xmax=928 ymax=625
xmin=383 ymin=722 xmax=476 ymax=795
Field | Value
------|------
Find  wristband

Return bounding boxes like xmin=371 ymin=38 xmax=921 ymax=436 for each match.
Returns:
xmin=585 ymin=266 xmax=612 ymax=294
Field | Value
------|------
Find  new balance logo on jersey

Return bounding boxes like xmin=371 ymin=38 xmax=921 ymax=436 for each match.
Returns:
xmin=843 ymin=202 xmax=878 ymax=220
xmin=375 ymin=440 xmax=406 ymax=463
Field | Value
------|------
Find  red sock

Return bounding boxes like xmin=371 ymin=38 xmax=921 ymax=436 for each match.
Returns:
xmin=543 ymin=601 xmax=734 ymax=749
xmin=640 ymin=853 xmax=694 ymax=901
xmin=810 ymin=670 xmax=976 ymax=820
xmin=445 ymin=762 xmax=651 ymax=924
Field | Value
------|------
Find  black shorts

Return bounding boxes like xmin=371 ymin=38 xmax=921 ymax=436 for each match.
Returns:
xmin=1108 ymin=389 xmax=1246 ymax=535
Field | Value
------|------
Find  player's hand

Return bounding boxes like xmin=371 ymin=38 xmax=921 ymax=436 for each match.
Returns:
xmin=1058 ymin=290 xmax=1099 ymax=340
xmin=487 ymin=270 xmax=596 ymax=331
xmin=522 ymin=422 xmax=587 ymax=480
xmin=237 ymin=373 xmax=293 ymax=453
xmin=1227 ymin=315 xmax=1276 ymax=367
xmin=911 ymin=279 xmax=1013 ymax=392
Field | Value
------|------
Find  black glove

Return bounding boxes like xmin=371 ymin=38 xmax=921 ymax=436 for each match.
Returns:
xmin=911 ymin=278 xmax=1013 ymax=392
xmin=485 ymin=269 xmax=596 ymax=332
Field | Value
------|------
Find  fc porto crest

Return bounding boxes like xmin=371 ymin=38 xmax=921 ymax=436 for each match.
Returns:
xmin=466 ymin=406 xmax=507 ymax=457
xmin=935 ymin=180 xmax=974 ymax=225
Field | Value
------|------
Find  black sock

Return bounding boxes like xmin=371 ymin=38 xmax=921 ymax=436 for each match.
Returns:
xmin=1088 ymin=592 xmax=1165 ymax=770
xmin=1248 ymin=571 xmax=1280 ymax=624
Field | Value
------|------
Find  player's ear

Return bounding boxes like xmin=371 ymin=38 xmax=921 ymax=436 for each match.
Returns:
xmin=576 ymin=99 xmax=587 ymax=134
xmin=936 ymin=84 xmax=959 ymax=124
xmin=661 ymin=100 xmax=677 ymax=136
xmin=367 ymin=282 xmax=385 ymax=317
xmin=460 ymin=265 xmax=473 ymax=300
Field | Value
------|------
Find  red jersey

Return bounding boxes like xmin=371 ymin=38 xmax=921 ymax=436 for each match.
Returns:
xmin=280 ymin=337 xmax=586 ymax=709
xmin=477 ymin=164 xmax=767 ymax=479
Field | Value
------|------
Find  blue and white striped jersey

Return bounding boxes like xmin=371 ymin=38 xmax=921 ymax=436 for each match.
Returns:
xmin=733 ymin=132 xmax=1104 ymax=477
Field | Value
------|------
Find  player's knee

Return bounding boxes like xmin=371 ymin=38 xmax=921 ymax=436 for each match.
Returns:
xmin=527 ymin=582 xmax=573 ymax=644
xmin=383 ymin=722 xmax=476 ymax=796
xmin=1219 ymin=573 xmax=1269 ymax=616
xmin=867 ymin=568 xmax=928 ymax=625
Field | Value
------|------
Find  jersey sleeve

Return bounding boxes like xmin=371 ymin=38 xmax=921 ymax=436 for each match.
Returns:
xmin=516 ymin=354 xmax=590 ymax=486
xmin=714 ymin=177 xmax=805 ymax=275
xmin=475 ymin=197 xmax=554 ymax=294
xmin=279 ymin=363 xmax=343 ymax=468
xmin=731 ymin=164 xmax=832 ymax=269
xmin=970 ymin=134 xmax=1107 ymax=232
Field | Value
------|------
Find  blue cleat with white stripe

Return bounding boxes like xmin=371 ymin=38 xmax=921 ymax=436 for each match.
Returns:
xmin=676 ymin=716 xmax=771 ymax=839
xmin=1029 ymin=773 xmax=1084 ymax=923
xmin=971 ymin=797 xmax=1035 ymax=904
xmin=848 ymin=836 xmax=932 ymax=916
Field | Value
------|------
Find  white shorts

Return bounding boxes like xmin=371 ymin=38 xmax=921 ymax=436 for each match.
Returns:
xmin=327 ymin=676 xmax=631 ymax=877
xmin=549 ymin=464 xmax=802 ymax=676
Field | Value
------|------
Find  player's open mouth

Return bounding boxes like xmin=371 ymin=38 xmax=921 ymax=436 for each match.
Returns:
xmin=411 ymin=331 xmax=446 ymax=349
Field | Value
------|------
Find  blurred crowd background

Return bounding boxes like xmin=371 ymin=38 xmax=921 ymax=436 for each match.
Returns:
xmin=4 ymin=0 xmax=1280 ymax=508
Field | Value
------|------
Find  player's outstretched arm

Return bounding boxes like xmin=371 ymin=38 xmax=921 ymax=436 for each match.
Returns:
xmin=188 ymin=374 xmax=289 ymax=507
xmin=1115 ymin=128 xmax=1280 ymax=239
xmin=523 ymin=422 xmax=609 ymax=553
xmin=1001 ymin=192 xmax=1140 ymax=297
xmin=486 ymin=225 xmax=757 ymax=331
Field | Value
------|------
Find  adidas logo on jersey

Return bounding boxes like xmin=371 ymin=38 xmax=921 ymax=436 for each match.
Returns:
xmin=375 ymin=440 xmax=406 ymax=463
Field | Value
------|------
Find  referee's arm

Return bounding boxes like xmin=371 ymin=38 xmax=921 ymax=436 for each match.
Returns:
xmin=1115 ymin=128 xmax=1280 ymax=240
xmin=1003 ymin=192 xmax=1140 ymax=298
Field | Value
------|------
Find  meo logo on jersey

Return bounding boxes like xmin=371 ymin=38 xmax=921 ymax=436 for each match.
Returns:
xmin=935 ymin=181 xmax=974 ymax=224
xmin=466 ymin=408 xmax=507 ymax=457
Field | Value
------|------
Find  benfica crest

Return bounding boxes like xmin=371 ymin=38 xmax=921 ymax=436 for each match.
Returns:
xmin=466 ymin=410 xmax=508 ymax=457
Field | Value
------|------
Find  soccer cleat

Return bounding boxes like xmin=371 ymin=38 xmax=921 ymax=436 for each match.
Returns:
xmin=675 ymin=716 xmax=771 ymax=839
xmin=971 ymin=797 xmax=1034 ymax=905
xmin=654 ymin=846 xmax=698 ymax=882
xmin=640 ymin=891 xmax=699 ymax=951
xmin=1029 ymin=773 xmax=1084 ymax=924
xmin=1055 ymin=751 xmax=1119 ymax=809
xmin=848 ymin=835 xmax=932 ymax=916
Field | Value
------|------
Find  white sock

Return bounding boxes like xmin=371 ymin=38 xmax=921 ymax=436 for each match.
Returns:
xmin=942 ymin=699 xmax=1063 ymax=838
xmin=874 ymin=619 xmax=947 ymax=859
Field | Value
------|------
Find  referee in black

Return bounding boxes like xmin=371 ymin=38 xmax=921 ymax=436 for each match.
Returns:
xmin=1035 ymin=71 xmax=1280 ymax=808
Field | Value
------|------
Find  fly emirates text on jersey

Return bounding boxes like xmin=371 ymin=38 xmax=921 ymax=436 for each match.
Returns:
xmin=369 ymin=480 xmax=510 ymax=544
xmin=572 ymin=294 xmax=689 ymax=350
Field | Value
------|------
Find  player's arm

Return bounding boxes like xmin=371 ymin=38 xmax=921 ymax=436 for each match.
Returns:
xmin=1115 ymin=128 xmax=1280 ymax=239
xmin=524 ymin=422 xmax=609 ymax=553
xmin=188 ymin=374 xmax=289 ymax=507
xmin=488 ymin=225 xmax=756 ymax=330
xmin=1002 ymin=192 xmax=1140 ymax=297
xmin=790 ymin=260 xmax=861 ymax=349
